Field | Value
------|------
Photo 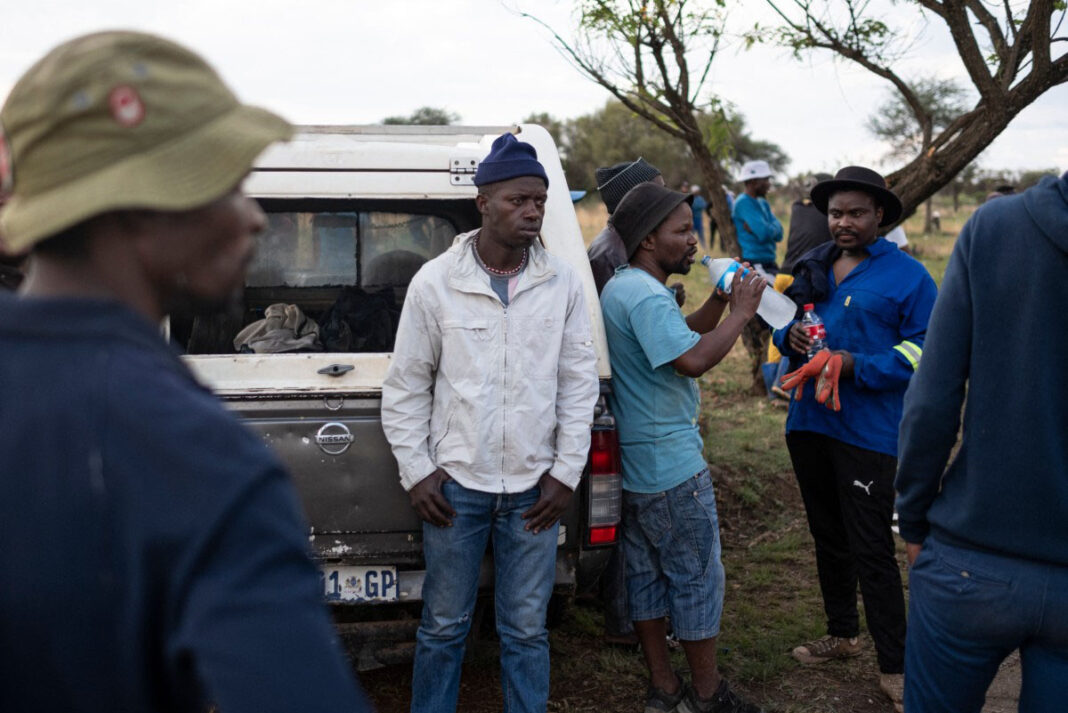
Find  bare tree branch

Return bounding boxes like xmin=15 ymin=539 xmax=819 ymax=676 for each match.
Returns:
xmin=519 ymin=9 xmax=688 ymax=140
xmin=757 ymin=0 xmax=1066 ymax=226
xmin=1002 ymin=0 xmax=1018 ymax=41
xmin=922 ymin=0 xmax=1001 ymax=101
xmin=520 ymin=0 xmax=748 ymax=263
xmin=963 ymin=0 xmax=1009 ymax=62
xmin=1031 ymin=0 xmax=1053 ymax=73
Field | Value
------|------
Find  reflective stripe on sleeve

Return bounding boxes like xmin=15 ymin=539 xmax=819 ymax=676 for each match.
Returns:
xmin=893 ymin=340 xmax=922 ymax=369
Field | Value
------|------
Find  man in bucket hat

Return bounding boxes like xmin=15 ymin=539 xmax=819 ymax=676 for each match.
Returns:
xmin=587 ymin=157 xmax=683 ymax=650
xmin=600 ymin=182 xmax=765 ymax=713
xmin=771 ymin=166 xmax=937 ymax=711
xmin=0 ymin=31 xmax=370 ymax=712
xmin=382 ymin=132 xmax=598 ymax=713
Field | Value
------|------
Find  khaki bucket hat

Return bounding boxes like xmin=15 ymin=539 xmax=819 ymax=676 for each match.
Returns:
xmin=0 ymin=30 xmax=292 ymax=253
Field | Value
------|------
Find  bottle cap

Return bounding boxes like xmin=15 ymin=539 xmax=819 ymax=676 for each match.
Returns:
xmin=804 ymin=303 xmax=814 ymax=310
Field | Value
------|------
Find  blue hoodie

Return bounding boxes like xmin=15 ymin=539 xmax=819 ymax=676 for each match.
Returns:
xmin=895 ymin=173 xmax=1068 ymax=566
xmin=0 ymin=296 xmax=370 ymax=712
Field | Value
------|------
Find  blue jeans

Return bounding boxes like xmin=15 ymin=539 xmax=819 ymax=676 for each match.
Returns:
xmin=906 ymin=536 xmax=1068 ymax=712
xmin=410 ymin=479 xmax=557 ymax=713
xmin=622 ymin=468 xmax=725 ymax=640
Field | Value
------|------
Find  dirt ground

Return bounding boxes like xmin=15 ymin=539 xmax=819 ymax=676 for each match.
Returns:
xmin=355 ymin=461 xmax=1021 ymax=712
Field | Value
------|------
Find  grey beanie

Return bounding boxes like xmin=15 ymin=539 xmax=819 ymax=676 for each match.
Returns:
xmin=596 ymin=158 xmax=661 ymax=214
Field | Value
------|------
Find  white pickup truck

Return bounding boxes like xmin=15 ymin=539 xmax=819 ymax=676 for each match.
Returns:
xmin=177 ymin=124 xmax=622 ymax=669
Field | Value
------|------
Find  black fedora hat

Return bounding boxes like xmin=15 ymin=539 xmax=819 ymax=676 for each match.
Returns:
xmin=810 ymin=166 xmax=903 ymax=227
xmin=610 ymin=183 xmax=693 ymax=259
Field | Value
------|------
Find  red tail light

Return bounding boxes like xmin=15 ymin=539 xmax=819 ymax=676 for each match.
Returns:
xmin=588 ymin=428 xmax=622 ymax=546
xmin=590 ymin=430 xmax=621 ymax=475
xmin=589 ymin=526 xmax=618 ymax=545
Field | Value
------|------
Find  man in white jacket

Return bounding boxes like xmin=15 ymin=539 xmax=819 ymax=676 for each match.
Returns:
xmin=382 ymin=133 xmax=599 ymax=713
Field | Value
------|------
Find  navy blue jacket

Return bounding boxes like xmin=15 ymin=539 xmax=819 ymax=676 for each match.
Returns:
xmin=773 ymin=238 xmax=937 ymax=456
xmin=0 ymin=296 xmax=370 ymax=712
xmin=896 ymin=174 xmax=1068 ymax=565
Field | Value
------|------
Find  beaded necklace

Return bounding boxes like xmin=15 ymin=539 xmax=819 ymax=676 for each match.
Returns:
xmin=473 ymin=236 xmax=528 ymax=277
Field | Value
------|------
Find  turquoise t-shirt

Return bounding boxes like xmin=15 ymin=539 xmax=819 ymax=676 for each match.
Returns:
xmin=601 ymin=266 xmax=706 ymax=493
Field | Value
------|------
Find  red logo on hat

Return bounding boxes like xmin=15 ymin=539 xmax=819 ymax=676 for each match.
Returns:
xmin=108 ymin=85 xmax=145 ymax=127
xmin=0 ymin=121 xmax=13 ymax=197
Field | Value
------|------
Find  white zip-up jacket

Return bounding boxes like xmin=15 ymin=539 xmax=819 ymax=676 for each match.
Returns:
xmin=381 ymin=229 xmax=599 ymax=494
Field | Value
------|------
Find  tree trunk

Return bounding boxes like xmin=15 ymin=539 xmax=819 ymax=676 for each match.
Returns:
xmin=923 ymin=198 xmax=933 ymax=234
xmin=688 ymin=141 xmax=739 ymax=256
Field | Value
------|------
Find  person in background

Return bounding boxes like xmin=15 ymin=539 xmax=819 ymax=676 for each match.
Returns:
xmin=732 ymin=160 xmax=783 ymax=275
xmin=601 ymin=181 xmax=765 ymax=713
xmin=985 ymin=182 xmax=1016 ymax=202
xmin=382 ymin=133 xmax=599 ymax=713
xmin=881 ymin=225 xmax=910 ymax=253
xmin=588 ymin=158 xmax=684 ymax=309
xmin=0 ymin=30 xmax=371 ymax=713
xmin=710 ymin=187 xmax=736 ymax=253
xmin=732 ymin=159 xmax=784 ymax=394
xmin=896 ymin=172 xmax=1068 ymax=713
xmin=588 ymin=158 xmax=665 ymax=294
xmin=690 ymin=183 xmax=708 ymax=249
xmin=772 ymin=166 xmax=937 ymax=712
xmin=781 ymin=173 xmax=834 ymax=275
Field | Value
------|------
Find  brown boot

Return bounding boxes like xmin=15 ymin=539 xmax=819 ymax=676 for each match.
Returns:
xmin=790 ymin=635 xmax=863 ymax=664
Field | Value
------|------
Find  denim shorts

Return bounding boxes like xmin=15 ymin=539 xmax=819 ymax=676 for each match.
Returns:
xmin=622 ymin=468 xmax=725 ymax=640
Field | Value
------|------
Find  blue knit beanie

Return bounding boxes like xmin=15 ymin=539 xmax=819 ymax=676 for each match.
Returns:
xmin=474 ymin=133 xmax=549 ymax=188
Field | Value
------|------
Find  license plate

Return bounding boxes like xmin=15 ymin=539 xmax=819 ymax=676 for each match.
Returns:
xmin=322 ymin=565 xmax=399 ymax=602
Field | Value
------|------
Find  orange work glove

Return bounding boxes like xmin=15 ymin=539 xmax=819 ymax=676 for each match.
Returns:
xmin=815 ymin=353 xmax=843 ymax=412
xmin=780 ymin=349 xmax=832 ymax=401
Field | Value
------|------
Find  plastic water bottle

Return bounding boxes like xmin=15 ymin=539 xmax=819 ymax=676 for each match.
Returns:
xmin=800 ymin=303 xmax=828 ymax=359
xmin=700 ymin=256 xmax=797 ymax=330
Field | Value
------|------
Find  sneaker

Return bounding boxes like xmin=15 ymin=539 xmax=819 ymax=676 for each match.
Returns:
xmin=879 ymin=673 xmax=904 ymax=713
xmin=770 ymin=384 xmax=791 ymax=401
xmin=644 ymin=673 xmax=688 ymax=713
xmin=679 ymin=678 xmax=763 ymax=713
xmin=790 ymin=635 xmax=863 ymax=664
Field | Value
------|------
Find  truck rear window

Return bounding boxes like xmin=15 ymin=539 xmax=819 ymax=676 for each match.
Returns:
xmin=174 ymin=198 xmax=480 ymax=355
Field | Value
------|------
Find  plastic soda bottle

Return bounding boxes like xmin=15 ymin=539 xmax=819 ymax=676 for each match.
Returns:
xmin=700 ymin=256 xmax=796 ymax=330
xmin=800 ymin=303 xmax=828 ymax=359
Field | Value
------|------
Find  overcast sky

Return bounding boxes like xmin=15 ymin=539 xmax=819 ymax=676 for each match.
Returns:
xmin=2 ymin=0 xmax=1065 ymax=186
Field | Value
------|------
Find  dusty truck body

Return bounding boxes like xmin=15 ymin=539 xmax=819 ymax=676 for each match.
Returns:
xmin=178 ymin=124 xmax=621 ymax=669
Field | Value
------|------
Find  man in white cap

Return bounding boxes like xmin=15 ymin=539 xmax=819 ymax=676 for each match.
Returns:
xmin=732 ymin=159 xmax=784 ymax=393
xmin=732 ymin=159 xmax=783 ymax=275
xmin=0 ymin=31 xmax=370 ymax=712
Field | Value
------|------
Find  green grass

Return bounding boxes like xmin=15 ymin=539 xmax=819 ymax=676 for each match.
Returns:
xmin=544 ymin=198 xmax=972 ymax=711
